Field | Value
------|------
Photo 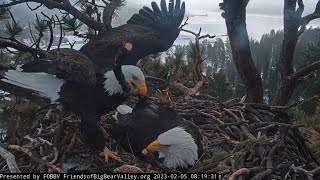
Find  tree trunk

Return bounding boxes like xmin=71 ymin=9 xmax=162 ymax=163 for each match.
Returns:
xmin=220 ymin=1 xmax=263 ymax=103
xmin=274 ymin=0 xmax=303 ymax=106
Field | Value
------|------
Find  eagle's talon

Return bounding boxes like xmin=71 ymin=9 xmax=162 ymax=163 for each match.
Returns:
xmin=99 ymin=147 xmax=123 ymax=163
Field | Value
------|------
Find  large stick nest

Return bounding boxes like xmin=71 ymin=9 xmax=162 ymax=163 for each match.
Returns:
xmin=0 ymin=94 xmax=320 ymax=179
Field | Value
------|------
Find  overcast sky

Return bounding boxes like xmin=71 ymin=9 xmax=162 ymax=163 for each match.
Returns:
xmin=122 ymin=0 xmax=320 ymax=40
xmin=9 ymin=0 xmax=320 ymax=41
xmin=130 ymin=0 xmax=319 ymax=15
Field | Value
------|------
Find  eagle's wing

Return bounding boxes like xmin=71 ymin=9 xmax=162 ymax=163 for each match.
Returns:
xmin=20 ymin=48 xmax=97 ymax=85
xmin=80 ymin=0 xmax=185 ymax=70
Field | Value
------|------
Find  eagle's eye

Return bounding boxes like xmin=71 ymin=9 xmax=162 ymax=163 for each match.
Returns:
xmin=132 ymin=75 xmax=138 ymax=81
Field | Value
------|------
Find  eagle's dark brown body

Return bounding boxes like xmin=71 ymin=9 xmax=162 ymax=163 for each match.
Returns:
xmin=109 ymin=97 xmax=203 ymax=162
xmin=0 ymin=53 xmax=128 ymax=147
xmin=58 ymin=76 xmax=127 ymax=147
xmin=80 ymin=0 xmax=185 ymax=73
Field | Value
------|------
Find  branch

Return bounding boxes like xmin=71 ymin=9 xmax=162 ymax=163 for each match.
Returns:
xmin=26 ymin=2 xmax=42 ymax=11
xmin=41 ymin=12 xmax=54 ymax=50
xmin=181 ymin=29 xmax=197 ymax=36
xmin=285 ymin=95 xmax=319 ymax=110
xmin=171 ymin=80 xmax=204 ymax=97
xmin=7 ymin=9 xmax=17 ymax=25
xmin=0 ymin=0 xmax=103 ymax=31
xmin=61 ymin=0 xmax=71 ymax=6
xmin=296 ymin=0 xmax=304 ymax=17
xmin=146 ymin=76 xmax=167 ymax=84
xmin=290 ymin=61 xmax=320 ymax=82
xmin=179 ymin=17 xmax=188 ymax=30
xmin=28 ymin=22 xmax=36 ymax=44
xmin=34 ymin=14 xmax=44 ymax=49
xmin=55 ymin=15 xmax=63 ymax=49
xmin=87 ymin=1 xmax=105 ymax=8
xmin=0 ymin=39 xmax=46 ymax=57
xmin=199 ymin=34 xmax=216 ymax=40
xmin=0 ymin=146 xmax=21 ymax=173
xmin=0 ymin=0 xmax=31 ymax=7
xmin=102 ymin=0 xmax=125 ymax=29
xmin=229 ymin=168 xmax=250 ymax=180
xmin=300 ymin=13 xmax=320 ymax=25
xmin=300 ymin=0 xmax=320 ymax=25
xmin=92 ymin=0 xmax=102 ymax=23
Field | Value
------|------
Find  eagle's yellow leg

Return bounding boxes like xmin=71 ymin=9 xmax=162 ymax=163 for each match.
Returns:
xmin=99 ymin=147 xmax=123 ymax=163
xmin=99 ymin=126 xmax=122 ymax=163
xmin=100 ymin=126 xmax=116 ymax=144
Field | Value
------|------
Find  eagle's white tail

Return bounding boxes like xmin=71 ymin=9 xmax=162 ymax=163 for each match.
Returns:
xmin=112 ymin=104 xmax=133 ymax=120
xmin=1 ymin=70 xmax=65 ymax=102
xmin=117 ymin=104 xmax=133 ymax=115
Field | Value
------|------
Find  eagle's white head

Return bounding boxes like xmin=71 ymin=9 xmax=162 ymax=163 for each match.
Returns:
xmin=142 ymin=127 xmax=198 ymax=169
xmin=103 ymin=65 xmax=147 ymax=97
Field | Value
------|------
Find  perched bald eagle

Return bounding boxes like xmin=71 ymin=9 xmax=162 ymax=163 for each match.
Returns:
xmin=109 ymin=97 xmax=203 ymax=170
xmin=0 ymin=47 xmax=147 ymax=150
xmin=80 ymin=0 xmax=186 ymax=73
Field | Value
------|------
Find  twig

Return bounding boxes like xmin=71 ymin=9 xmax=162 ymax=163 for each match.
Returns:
xmin=45 ymin=162 xmax=63 ymax=173
xmin=224 ymin=108 xmax=256 ymax=140
xmin=7 ymin=145 xmax=34 ymax=160
xmin=28 ymin=22 xmax=36 ymax=44
xmin=41 ymin=12 xmax=54 ymax=50
xmin=49 ymin=147 xmax=58 ymax=164
xmin=199 ymin=34 xmax=216 ymax=40
xmin=195 ymin=110 xmax=224 ymax=124
xmin=179 ymin=17 xmax=188 ymax=30
xmin=229 ymin=168 xmax=250 ymax=180
xmin=188 ymin=155 xmax=230 ymax=173
xmin=0 ymin=146 xmax=21 ymax=173
xmin=266 ymin=129 xmax=287 ymax=169
xmin=24 ymin=135 xmax=39 ymax=146
xmin=285 ymin=95 xmax=319 ymax=110
xmin=146 ymin=155 xmax=181 ymax=173
xmin=26 ymin=2 xmax=42 ymax=11
xmin=220 ymin=133 xmax=239 ymax=145
xmin=251 ymin=169 xmax=273 ymax=180
xmin=37 ymin=137 xmax=53 ymax=146
xmin=55 ymin=15 xmax=63 ymax=49
xmin=35 ymin=123 xmax=43 ymax=136
xmin=290 ymin=165 xmax=313 ymax=180
xmin=310 ymin=166 xmax=320 ymax=176
xmin=0 ymin=39 xmax=46 ymax=57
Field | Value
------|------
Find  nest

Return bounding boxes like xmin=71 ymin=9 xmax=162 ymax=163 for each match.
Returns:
xmin=0 ymin=95 xmax=320 ymax=179
xmin=172 ymin=97 xmax=320 ymax=179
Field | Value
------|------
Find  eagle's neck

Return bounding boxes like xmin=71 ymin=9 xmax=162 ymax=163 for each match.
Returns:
xmin=103 ymin=70 xmax=127 ymax=96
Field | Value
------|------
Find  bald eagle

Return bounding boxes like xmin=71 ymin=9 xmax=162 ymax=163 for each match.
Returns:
xmin=0 ymin=47 xmax=147 ymax=150
xmin=109 ymin=97 xmax=203 ymax=170
xmin=80 ymin=0 xmax=186 ymax=73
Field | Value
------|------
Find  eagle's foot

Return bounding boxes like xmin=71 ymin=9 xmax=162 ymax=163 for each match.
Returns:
xmin=99 ymin=147 xmax=123 ymax=163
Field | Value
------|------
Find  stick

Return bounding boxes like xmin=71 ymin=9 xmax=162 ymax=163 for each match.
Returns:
xmin=45 ymin=162 xmax=63 ymax=173
xmin=229 ymin=168 xmax=250 ymax=180
xmin=0 ymin=146 xmax=21 ymax=173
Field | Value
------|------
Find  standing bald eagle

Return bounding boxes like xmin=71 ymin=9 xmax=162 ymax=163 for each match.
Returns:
xmin=109 ymin=97 xmax=203 ymax=170
xmin=0 ymin=0 xmax=185 ymax=160
xmin=0 ymin=47 xmax=147 ymax=155
xmin=80 ymin=0 xmax=186 ymax=72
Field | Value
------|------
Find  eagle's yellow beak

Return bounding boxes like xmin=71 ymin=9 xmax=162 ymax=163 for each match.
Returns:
xmin=142 ymin=140 xmax=169 ymax=155
xmin=136 ymin=81 xmax=147 ymax=97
